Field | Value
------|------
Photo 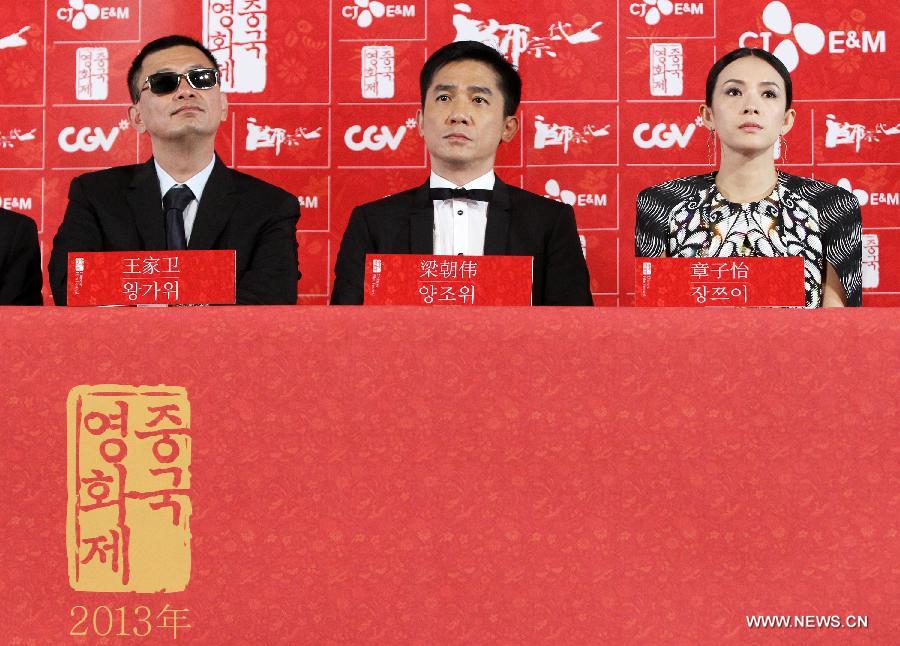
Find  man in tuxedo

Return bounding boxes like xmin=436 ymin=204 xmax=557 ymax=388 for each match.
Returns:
xmin=49 ymin=35 xmax=300 ymax=305
xmin=0 ymin=209 xmax=42 ymax=305
xmin=330 ymin=41 xmax=592 ymax=306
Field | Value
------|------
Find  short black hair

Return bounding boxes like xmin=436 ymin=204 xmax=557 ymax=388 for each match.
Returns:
xmin=705 ymin=47 xmax=793 ymax=109
xmin=420 ymin=41 xmax=522 ymax=117
xmin=127 ymin=35 xmax=219 ymax=103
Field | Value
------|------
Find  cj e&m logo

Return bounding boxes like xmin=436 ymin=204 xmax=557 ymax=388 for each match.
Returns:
xmin=57 ymin=0 xmax=130 ymax=31
xmin=0 ymin=194 xmax=33 ymax=212
xmin=344 ymin=118 xmax=415 ymax=152
xmin=739 ymin=1 xmax=886 ymax=71
xmin=837 ymin=178 xmax=899 ymax=208
xmin=297 ymin=194 xmax=319 ymax=209
xmin=630 ymin=0 xmax=704 ymax=26
xmin=58 ymin=120 xmax=129 ymax=153
xmin=633 ymin=116 xmax=702 ymax=149
xmin=342 ymin=1 xmax=416 ymax=29
xmin=543 ymin=179 xmax=607 ymax=208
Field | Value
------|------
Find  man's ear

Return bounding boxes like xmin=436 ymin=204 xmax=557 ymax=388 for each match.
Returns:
xmin=219 ymin=91 xmax=228 ymax=123
xmin=416 ymin=107 xmax=424 ymax=137
xmin=500 ymin=114 xmax=519 ymax=143
xmin=128 ymin=103 xmax=146 ymax=134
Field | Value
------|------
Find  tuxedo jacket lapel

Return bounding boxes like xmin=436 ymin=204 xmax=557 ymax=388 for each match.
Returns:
xmin=409 ymin=181 xmax=434 ymax=253
xmin=126 ymin=159 xmax=166 ymax=249
xmin=483 ymin=176 xmax=510 ymax=255
xmin=189 ymin=157 xmax=236 ymax=250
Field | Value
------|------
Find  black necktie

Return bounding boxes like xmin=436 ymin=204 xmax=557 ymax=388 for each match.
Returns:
xmin=163 ymin=185 xmax=195 ymax=250
xmin=429 ymin=187 xmax=493 ymax=202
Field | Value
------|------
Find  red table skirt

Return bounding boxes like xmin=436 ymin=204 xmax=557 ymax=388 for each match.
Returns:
xmin=1 ymin=307 xmax=897 ymax=643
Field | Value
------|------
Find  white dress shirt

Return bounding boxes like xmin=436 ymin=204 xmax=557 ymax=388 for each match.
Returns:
xmin=154 ymin=156 xmax=216 ymax=244
xmin=430 ymin=169 xmax=495 ymax=256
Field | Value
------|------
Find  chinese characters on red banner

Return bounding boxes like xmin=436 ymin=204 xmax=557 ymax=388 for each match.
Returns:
xmin=365 ymin=254 xmax=532 ymax=305
xmin=635 ymin=256 xmax=805 ymax=307
xmin=122 ymin=255 xmax=181 ymax=303
xmin=67 ymin=386 xmax=192 ymax=593
xmin=689 ymin=260 xmax=749 ymax=305
xmin=418 ymin=258 xmax=477 ymax=304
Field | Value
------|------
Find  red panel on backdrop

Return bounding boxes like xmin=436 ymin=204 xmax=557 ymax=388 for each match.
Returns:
xmin=0 ymin=307 xmax=897 ymax=642
xmin=0 ymin=0 xmax=894 ymax=304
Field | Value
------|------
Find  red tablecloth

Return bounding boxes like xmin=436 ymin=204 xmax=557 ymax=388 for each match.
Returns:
xmin=1 ymin=307 xmax=897 ymax=643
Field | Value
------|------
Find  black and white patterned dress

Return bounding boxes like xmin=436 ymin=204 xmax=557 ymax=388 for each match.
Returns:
xmin=635 ymin=171 xmax=862 ymax=307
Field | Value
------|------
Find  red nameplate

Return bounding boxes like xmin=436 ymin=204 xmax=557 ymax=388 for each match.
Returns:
xmin=635 ymin=256 xmax=806 ymax=307
xmin=364 ymin=254 xmax=533 ymax=305
xmin=67 ymin=250 xmax=236 ymax=306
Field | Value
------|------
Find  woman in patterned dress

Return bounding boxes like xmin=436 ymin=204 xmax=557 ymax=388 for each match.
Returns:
xmin=635 ymin=48 xmax=862 ymax=307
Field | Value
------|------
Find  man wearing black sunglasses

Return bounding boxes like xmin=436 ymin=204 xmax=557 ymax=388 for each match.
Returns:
xmin=49 ymin=34 xmax=301 ymax=305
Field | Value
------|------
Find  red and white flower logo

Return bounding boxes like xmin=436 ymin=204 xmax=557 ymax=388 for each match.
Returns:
xmin=761 ymin=1 xmax=825 ymax=71
xmin=65 ymin=0 xmax=101 ymax=30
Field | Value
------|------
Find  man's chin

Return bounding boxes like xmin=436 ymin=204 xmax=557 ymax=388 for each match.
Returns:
xmin=430 ymin=150 xmax=481 ymax=167
xmin=157 ymin=124 xmax=217 ymax=141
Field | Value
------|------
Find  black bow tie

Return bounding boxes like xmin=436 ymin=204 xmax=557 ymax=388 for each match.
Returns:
xmin=429 ymin=187 xmax=493 ymax=202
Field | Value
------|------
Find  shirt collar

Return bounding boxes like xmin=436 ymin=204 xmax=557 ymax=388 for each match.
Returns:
xmin=429 ymin=169 xmax=495 ymax=191
xmin=155 ymin=156 xmax=216 ymax=202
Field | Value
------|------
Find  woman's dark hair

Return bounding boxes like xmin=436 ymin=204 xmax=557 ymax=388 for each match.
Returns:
xmin=705 ymin=48 xmax=793 ymax=109
xmin=420 ymin=41 xmax=522 ymax=117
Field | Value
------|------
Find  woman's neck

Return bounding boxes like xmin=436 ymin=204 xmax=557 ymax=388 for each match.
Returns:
xmin=715 ymin=149 xmax=779 ymax=203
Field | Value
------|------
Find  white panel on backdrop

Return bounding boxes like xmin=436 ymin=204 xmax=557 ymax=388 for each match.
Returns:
xmin=863 ymin=234 xmax=879 ymax=289
xmin=75 ymin=47 xmax=108 ymax=101
xmin=204 ymin=0 xmax=268 ymax=93
xmin=650 ymin=44 xmax=684 ymax=96
xmin=361 ymin=45 xmax=395 ymax=99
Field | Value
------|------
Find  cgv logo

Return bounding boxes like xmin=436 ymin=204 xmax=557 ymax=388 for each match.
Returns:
xmin=739 ymin=1 xmax=886 ymax=71
xmin=344 ymin=119 xmax=415 ymax=152
xmin=633 ymin=117 xmax=701 ymax=149
xmin=58 ymin=120 xmax=129 ymax=153
xmin=57 ymin=0 xmax=130 ymax=31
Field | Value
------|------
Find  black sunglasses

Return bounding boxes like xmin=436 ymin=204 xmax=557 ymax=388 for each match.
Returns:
xmin=140 ymin=68 xmax=219 ymax=96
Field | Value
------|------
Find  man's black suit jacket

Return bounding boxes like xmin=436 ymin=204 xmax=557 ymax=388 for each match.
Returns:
xmin=49 ymin=157 xmax=300 ymax=305
xmin=331 ymin=177 xmax=593 ymax=305
xmin=0 ymin=208 xmax=42 ymax=305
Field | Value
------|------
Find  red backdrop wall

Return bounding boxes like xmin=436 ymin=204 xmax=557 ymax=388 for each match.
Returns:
xmin=0 ymin=0 xmax=896 ymax=305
